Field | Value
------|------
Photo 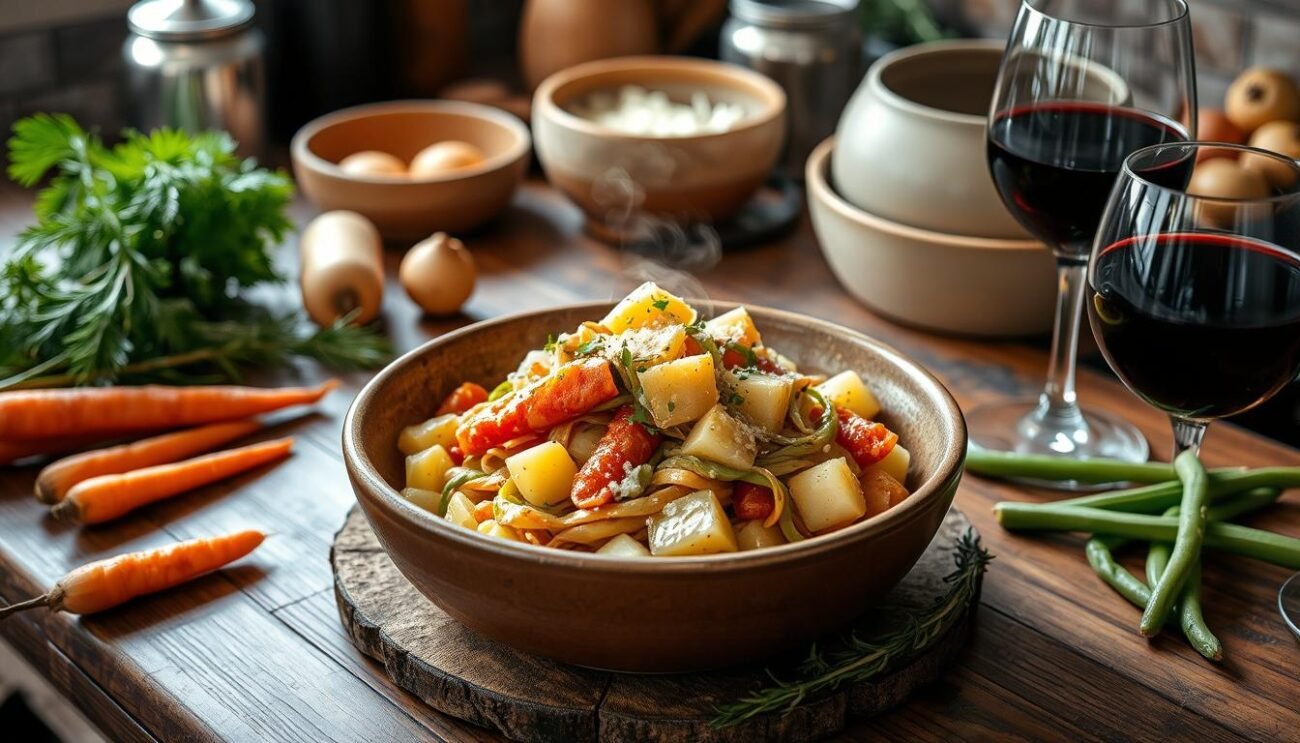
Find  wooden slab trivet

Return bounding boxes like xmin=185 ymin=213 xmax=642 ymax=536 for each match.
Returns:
xmin=332 ymin=506 xmax=979 ymax=742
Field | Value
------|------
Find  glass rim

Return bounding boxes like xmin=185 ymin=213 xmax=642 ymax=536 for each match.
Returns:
xmin=1122 ymin=141 xmax=1300 ymax=205
xmin=1022 ymin=0 xmax=1190 ymax=31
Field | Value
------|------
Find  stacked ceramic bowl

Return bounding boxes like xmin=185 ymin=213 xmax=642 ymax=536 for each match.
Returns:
xmin=809 ymin=40 xmax=1056 ymax=337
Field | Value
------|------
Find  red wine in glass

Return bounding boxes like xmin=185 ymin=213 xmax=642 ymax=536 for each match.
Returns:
xmin=988 ymin=102 xmax=1192 ymax=259
xmin=1089 ymin=232 xmax=1300 ymax=419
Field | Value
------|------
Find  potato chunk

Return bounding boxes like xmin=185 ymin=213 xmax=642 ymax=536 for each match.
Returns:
xmin=400 ymin=487 xmax=440 ymax=513
xmin=816 ymin=371 xmax=881 ymax=420
xmin=731 ymin=373 xmax=793 ymax=432
xmin=638 ymin=353 xmax=718 ymax=428
xmin=648 ymin=490 xmax=738 ymax=556
xmin=600 ymin=281 xmax=697 ymax=333
xmin=405 ymin=444 xmax=455 ymax=491
xmin=596 ymin=533 xmax=651 ymax=557
xmin=398 ymin=414 xmax=458 ymax=455
xmin=787 ymin=458 xmax=867 ymax=532
xmin=704 ymin=307 xmax=761 ymax=347
xmin=506 ymin=441 xmax=578 ymax=507
xmin=477 ymin=519 xmax=520 ymax=541
xmin=444 ymin=491 xmax=477 ymax=529
xmin=680 ymin=404 xmax=757 ymax=470
xmin=736 ymin=520 xmax=786 ymax=551
xmin=864 ymin=444 xmax=910 ymax=485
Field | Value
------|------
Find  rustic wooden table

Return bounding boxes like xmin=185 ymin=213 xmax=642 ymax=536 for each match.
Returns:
xmin=0 ymin=180 xmax=1296 ymax=742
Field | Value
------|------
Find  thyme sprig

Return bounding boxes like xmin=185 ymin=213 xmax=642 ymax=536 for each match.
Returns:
xmin=712 ymin=530 xmax=991 ymax=727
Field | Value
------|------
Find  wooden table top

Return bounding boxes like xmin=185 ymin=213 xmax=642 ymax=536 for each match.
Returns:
xmin=0 ymin=179 xmax=1297 ymax=743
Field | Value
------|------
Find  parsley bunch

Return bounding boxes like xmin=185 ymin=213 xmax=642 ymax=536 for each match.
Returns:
xmin=1 ymin=114 xmax=389 ymax=389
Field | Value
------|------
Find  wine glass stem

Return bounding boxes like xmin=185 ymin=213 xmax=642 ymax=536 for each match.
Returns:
xmin=1171 ymin=417 xmax=1207 ymax=458
xmin=1035 ymin=260 xmax=1087 ymax=427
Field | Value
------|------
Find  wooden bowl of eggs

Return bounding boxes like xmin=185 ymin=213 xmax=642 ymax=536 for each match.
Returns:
xmin=292 ymin=100 xmax=531 ymax=241
xmin=533 ymin=56 xmax=786 ymax=224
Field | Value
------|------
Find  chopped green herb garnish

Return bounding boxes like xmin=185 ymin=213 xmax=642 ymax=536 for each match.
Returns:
xmin=543 ymin=334 xmax=559 ymax=352
xmin=652 ymin=299 xmax=671 ymax=311
xmin=667 ymin=400 xmax=676 ymax=412
xmin=575 ymin=337 xmax=604 ymax=356
xmin=728 ymin=392 xmax=745 ymax=405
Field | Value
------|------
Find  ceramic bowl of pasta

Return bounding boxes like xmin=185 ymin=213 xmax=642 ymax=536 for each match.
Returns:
xmin=343 ymin=283 xmax=965 ymax=672
xmin=532 ymin=56 xmax=786 ymax=224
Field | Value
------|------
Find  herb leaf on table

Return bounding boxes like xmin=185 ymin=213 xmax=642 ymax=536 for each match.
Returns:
xmin=1 ymin=114 xmax=389 ymax=389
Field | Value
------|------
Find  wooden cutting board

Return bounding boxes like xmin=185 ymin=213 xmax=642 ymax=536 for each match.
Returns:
xmin=331 ymin=506 xmax=981 ymax=742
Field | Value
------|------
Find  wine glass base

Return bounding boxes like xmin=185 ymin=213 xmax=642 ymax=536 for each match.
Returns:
xmin=1281 ymin=573 xmax=1300 ymax=642
xmin=966 ymin=397 xmax=1150 ymax=491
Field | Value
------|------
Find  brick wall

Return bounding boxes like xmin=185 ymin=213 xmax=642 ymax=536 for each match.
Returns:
xmin=929 ymin=0 xmax=1300 ymax=106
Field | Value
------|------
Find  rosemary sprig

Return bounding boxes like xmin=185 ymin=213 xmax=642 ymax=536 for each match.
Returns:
xmin=712 ymin=530 xmax=992 ymax=727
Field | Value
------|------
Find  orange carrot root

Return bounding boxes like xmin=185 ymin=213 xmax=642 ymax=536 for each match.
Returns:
xmin=0 ymin=530 xmax=266 ymax=618
xmin=35 ymin=419 xmax=264 ymax=504
xmin=53 ymin=438 xmax=294 ymax=524
xmin=0 ymin=380 xmax=338 ymax=440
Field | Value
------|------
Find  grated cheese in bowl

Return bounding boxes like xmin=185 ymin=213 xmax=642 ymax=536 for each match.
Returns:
xmin=568 ymin=86 xmax=750 ymax=137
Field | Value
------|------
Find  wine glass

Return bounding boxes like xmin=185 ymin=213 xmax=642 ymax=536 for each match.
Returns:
xmin=973 ymin=0 xmax=1197 ymax=485
xmin=1086 ymin=141 xmax=1300 ymax=633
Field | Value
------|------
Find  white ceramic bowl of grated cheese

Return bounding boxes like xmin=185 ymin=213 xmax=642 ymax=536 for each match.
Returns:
xmin=533 ymin=56 xmax=787 ymax=224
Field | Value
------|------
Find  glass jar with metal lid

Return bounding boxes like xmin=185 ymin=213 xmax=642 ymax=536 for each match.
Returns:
xmin=123 ymin=0 xmax=266 ymax=156
xmin=722 ymin=0 xmax=862 ymax=179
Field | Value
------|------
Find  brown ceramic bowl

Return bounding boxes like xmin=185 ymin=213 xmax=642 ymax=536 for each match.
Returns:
xmin=532 ymin=56 xmax=786 ymax=224
xmin=291 ymin=100 xmax=531 ymax=241
xmin=342 ymin=303 xmax=965 ymax=672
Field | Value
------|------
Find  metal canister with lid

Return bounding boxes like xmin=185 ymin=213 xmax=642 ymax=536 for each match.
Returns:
xmin=721 ymin=0 xmax=862 ymax=179
xmin=122 ymin=0 xmax=266 ymax=156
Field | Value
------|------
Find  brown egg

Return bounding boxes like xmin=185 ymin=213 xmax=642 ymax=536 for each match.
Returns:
xmin=338 ymin=150 xmax=407 ymax=178
xmin=1225 ymin=67 xmax=1300 ymax=133
xmin=399 ymin=232 xmax=477 ymax=316
xmin=1188 ymin=159 xmax=1271 ymax=227
xmin=1195 ymin=109 xmax=1245 ymax=162
xmin=408 ymin=141 xmax=486 ymax=178
xmin=1241 ymin=120 xmax=1300 ymax=187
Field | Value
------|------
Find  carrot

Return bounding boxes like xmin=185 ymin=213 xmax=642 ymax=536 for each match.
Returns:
xmin=569 ymin=405 xmax=662 ymax=509
xmin=0 ymin=380 xmax=338 ymax=440
xmin=52 ymin=438 xmax=294 ymax=524
xmin=34 ymin=419 xmax=263 ymax=504
xmin=472 ymin=499 xmax=495 ymax=524
xmin=457 ymin=359 xmax=619 ymax=456
xmin=0 ymin=530 xmax=265 ymax=618
xmin=435 ymin=382 xmax=489 ymax=416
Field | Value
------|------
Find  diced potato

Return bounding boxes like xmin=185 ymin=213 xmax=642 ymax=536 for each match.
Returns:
xmin=680 ymin=404 xmax=757 ymax=470
xmin=787 ymin=458 xmax=867 ymax=532
xmin=648 ymin=490 xmax=738 ymax=556
xmin=638 ymin=353 xmax=718 ymax=428
xmin=400 ymin=487 xmax=440 ymax=513
xmin=736 ymin=520 xmax=786 ymax=551
xmin=704 ymin=307 xmax=761 ymax=347
xmin=864 ymin=444 xmax=910 ymax=485
xmin=566 ymin=423 xmax=607 ymax=464
xmin=398 ymin=414 xmax=458 ymax=455
xmin=731 ymin=373 xmax=794 ymax=432
xmin=477 ymin=519 xmax=520 ymax=541
xmin=861 ymin=470 xmax=909 ymax=518
xmin=505 ymin=441 xmax=578 ymax=507
xmin=816 ymin=371 xmax=881 ymax=420
xmin=620 ymin=324 xmax=687 ymax=367
xmin=445 ymin=491 xmax=477 ymax=529
xmin=405 ymin=444 xmax=455 ymax=492
xmin=600 ymin=281 xmax=697 ymax=333
xmin=596 ymin=533 xmax=652 ymax=557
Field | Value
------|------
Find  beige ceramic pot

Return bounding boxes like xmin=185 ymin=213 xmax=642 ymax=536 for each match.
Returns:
xmin=518 ymin=0 xmax=659 ymax=91
xmin=291 ymin=100 xmax=531 ymax=241
xmin=533 ymin=56 xmax=786 ymax=224
xmin=343 ymin=302 xmax=965 ymax=672
xmin=810 ymin=137 xmax=1058 ymax=337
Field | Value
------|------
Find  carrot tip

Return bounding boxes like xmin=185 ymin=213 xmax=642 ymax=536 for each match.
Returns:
xmin=318 ymin=379 xmax=342 ymax=394
xmin=48 ymin=500 xmax=78 ymax=523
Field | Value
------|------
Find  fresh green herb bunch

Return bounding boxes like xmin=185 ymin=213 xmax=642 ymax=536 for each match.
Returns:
xmin=1 ymin=114 xmax=389 ymax=389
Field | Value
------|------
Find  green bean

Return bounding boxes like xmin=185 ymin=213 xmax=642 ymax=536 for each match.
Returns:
xmin=1017 ymin=468 xmax=1300 ymax=514
xmin=995 ymin=504 xmax=1300 ymax=569
xmin=966 ymin=448 xmax=1178 ymax=483
xmin=1141 ymin=452 xmax=1209 ymax=635
xmin=1178 ymin=561 xmax=1221 ymax=660
xmin=1085 ymin=537 xmax=1152 ymax=607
